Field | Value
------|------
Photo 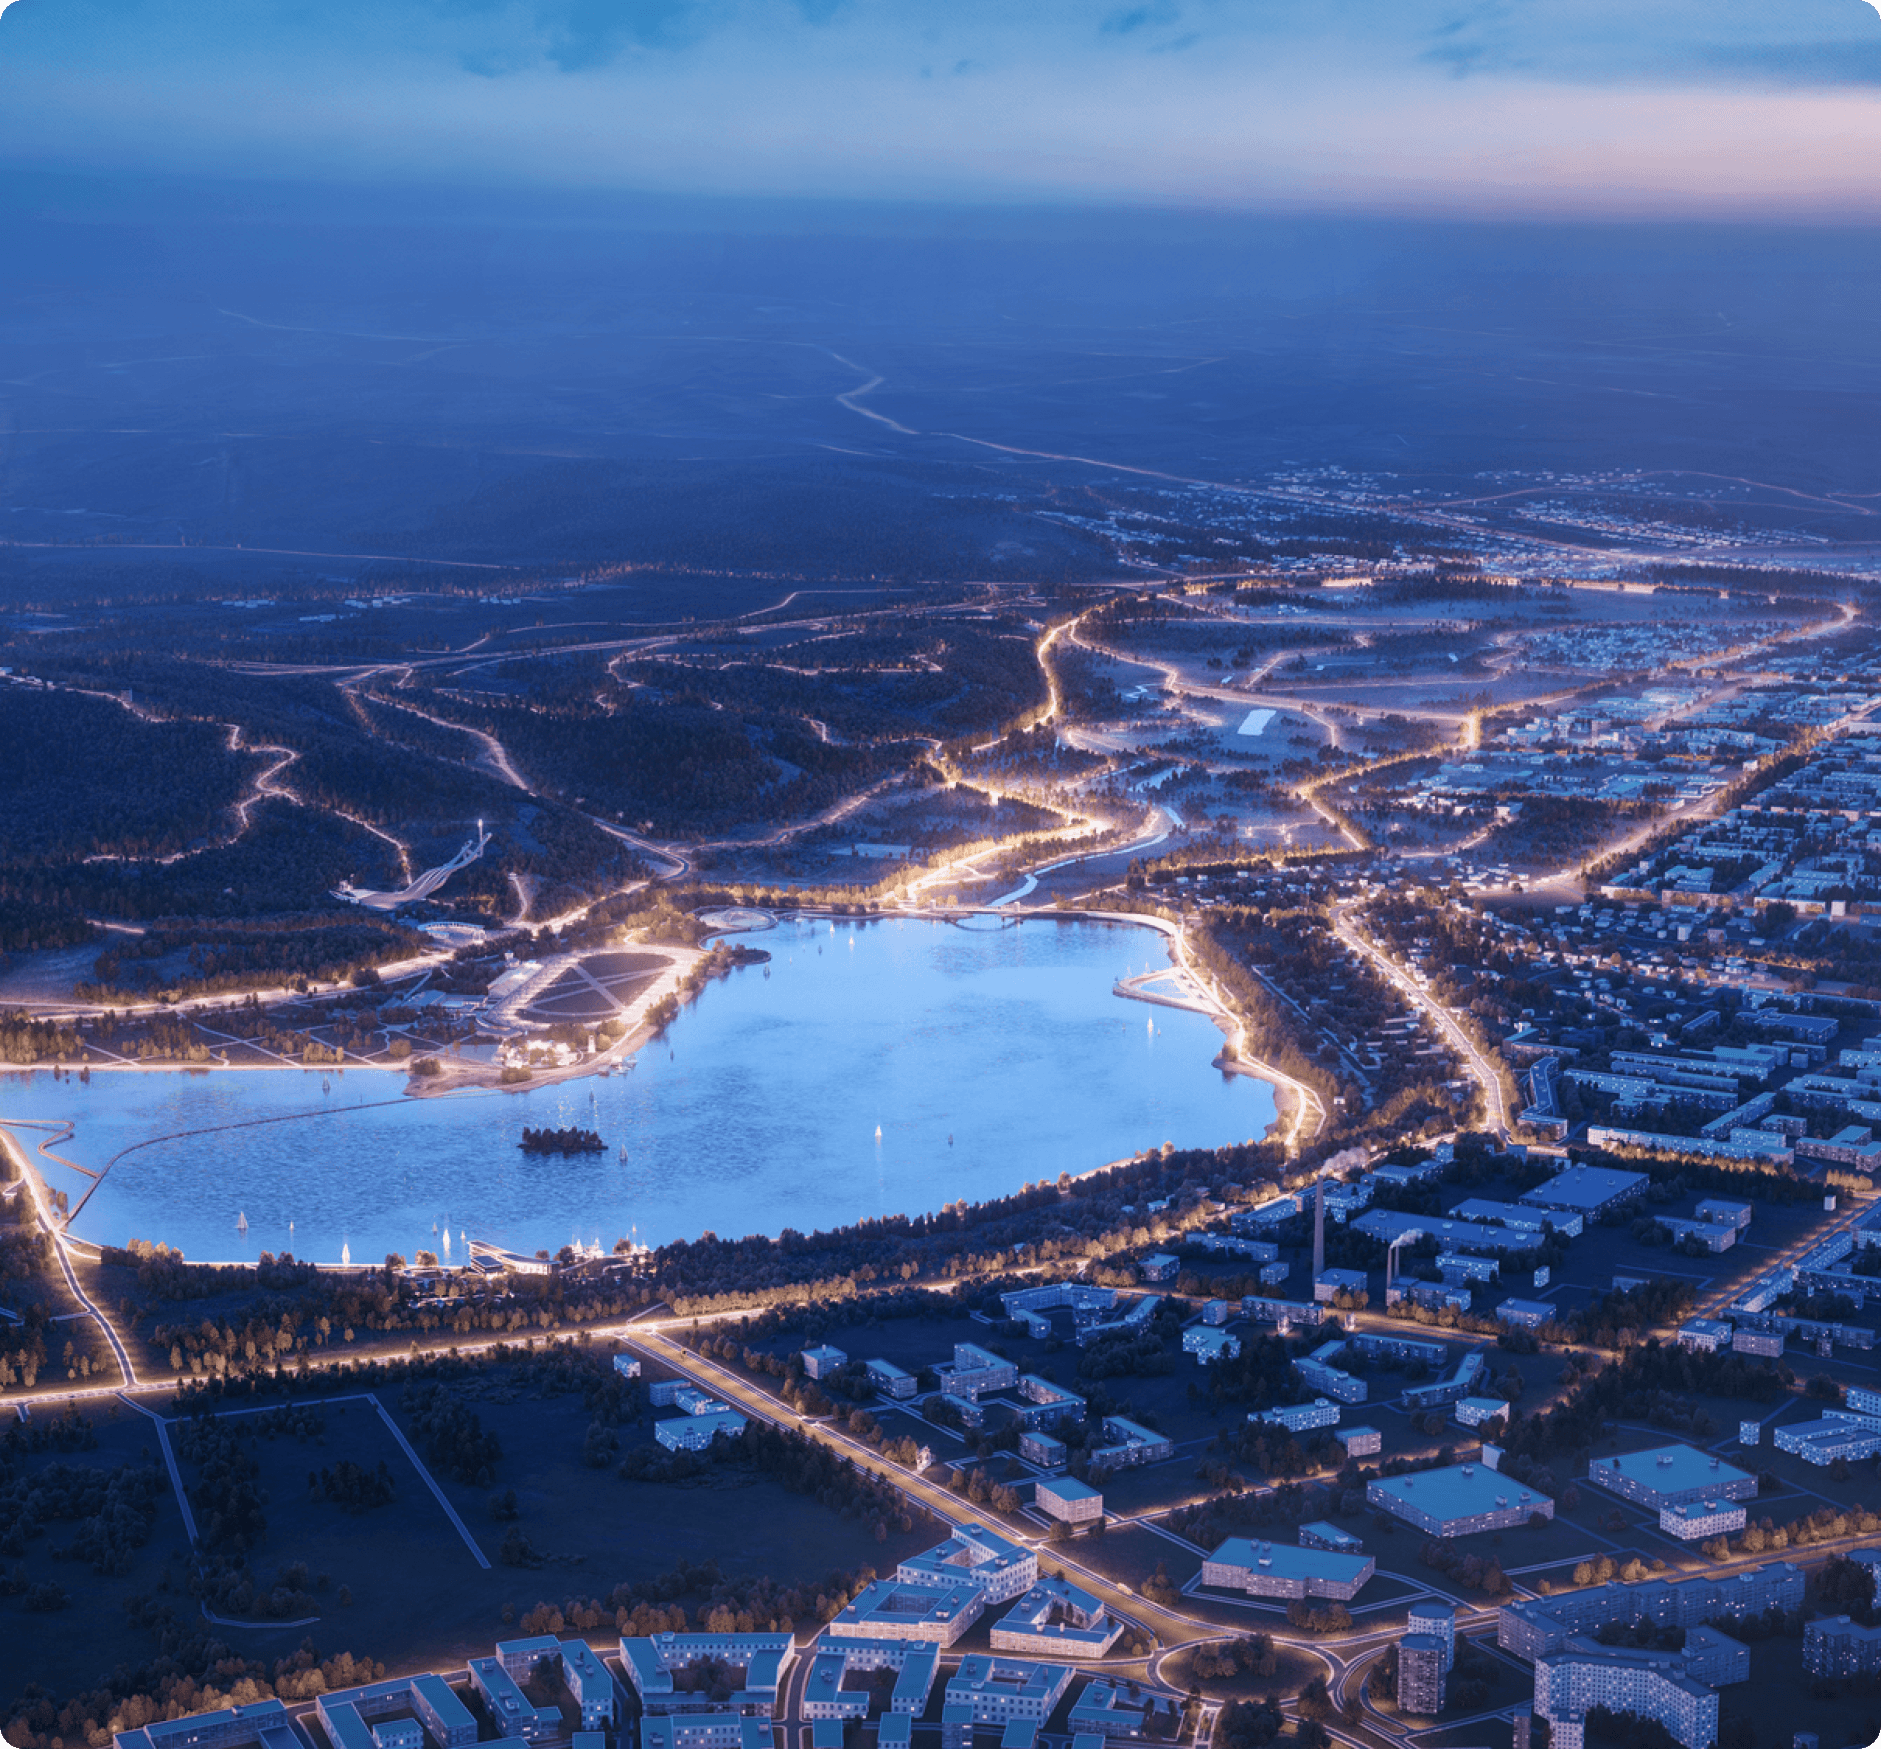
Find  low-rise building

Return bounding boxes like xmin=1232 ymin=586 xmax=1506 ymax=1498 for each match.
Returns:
xmin=1009 ymin=1375 xmax=1086 ymax=1430
xmin=1584 ymin=1444 xmax=1755 ymax=1510
xmin=1139 ymin=1254 xmax=1179 ymax=1283
xmin=1294 ymin=1340 xmax=1367 ymax=1404
xmin=1252 ymin=1398 xmax=1339 ymax=1434
xmin=943 ymin=1656 xmax=1074 ymax=1726
xmin=468 ymin=1658 xmax=559 ymax=1740
xmin=641 ymin=1717 xmax=772 ymax=1749
xmin=1696 ymin=1198 xmax=1752 ymax=1231
xmin=1241 ymin=1295 xmax=1325 ymax=1329
xmin=1773 ymin=1413 xmax=1881 ymax=1465
xmin=866 ymin=1359 xmax=917 ymax=1399
xmin=801 ymin=1345 xmax=848 ymax=1380
xmin=899 ymin=1524 xmax=1037 ymax=1603
xmin=1337 ymin=1425 xmax=1382 ymax=1459
xmin=826 ymin=1580 xmax=985 ymax=1645
xmin=1019 ymin=1430 xmax=1066 ymax=1468
xmin=1298 ymin=1522 xmax=1363 ymax=1555
xmin=656 ymin=1409 xmax=748 ymax=1451
xmin=797 ymin=1637 xmax=940 ymax=1717
xmin=1313 ymin=1267 xmax=1369 ymax=1304
xmin=800 ymin=1652 xmax=869 ymax=1722
xmin=1498 ymin=1298 xmax=1554 ymax=1330
xmin=1403 ymin=1349 xmax=1486 ymax=1412
xmin=935 ymin=1343 xmax=1018 ymax=1401
xmin=1065 ymin=1684 xmax=1182 ymax=1742
xmin=317 ymin=1678 xmax=481 ymax=1749
xmin=493 ymin=1639 xmax=614 ymax=1732
xmin=1369 ymin=1462 xmax=1553 ymax=1537
xmin=1733 ymin=1328 xmax=1784 ymax=1358
xmin=620 ymin=1631 xmax=795 ymax=1715
xmin=1182 ymin=1326 xmax=1240 ymax=1365
xmin=1455 ymin=1396 xmax=1510 ymax=1428
xmin=1035 ymin=1477 xmax=1103 ymax=1525
xmin=1201 ymin=1536 xmax=1375 ymax=1602
xmin=1090 ymin=1415 xmax=1173 ymax=1469
xmin=1677 ymin=1318 xmax=1733 ymax=1353
xmin=1659 ymin=1499 xmax=1748 ymax=1541
xmin=1202 ymin=1298 xmax=1232 ymax=1326
xmin=990 ymin=1578 xmax=1124 ymax=1658
xmin=115 ymin=1702 xmax=305 ymax=1749
xmin=1451 ymin=1197 xmax=1581 ymax=1238
xmin=1520 ymin=1165 xmax=1648 ymax=1218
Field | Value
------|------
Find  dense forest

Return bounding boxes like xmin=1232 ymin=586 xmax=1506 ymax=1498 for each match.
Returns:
xmin=0 ymin=687 xmax=256 ymax=870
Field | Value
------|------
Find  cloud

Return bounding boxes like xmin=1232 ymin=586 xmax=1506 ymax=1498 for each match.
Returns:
xmin=1 ymin=0 xmax=1879 ymax=212
xmin=1101 ymin=2 xmax=1179 ymax=35
xmin=540 ymin=0 xmax=709 ymax=69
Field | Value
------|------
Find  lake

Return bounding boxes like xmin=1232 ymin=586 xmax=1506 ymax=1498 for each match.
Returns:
xmin=0 ymin=916 xmax=1273 ymax=1265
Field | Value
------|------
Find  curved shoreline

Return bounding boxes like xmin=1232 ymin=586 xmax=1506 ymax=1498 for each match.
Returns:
xmin=5 ymin=913 xmax=1273 ymax=1263
xmin=8 ymin=908 xmax=1310 ymax=1151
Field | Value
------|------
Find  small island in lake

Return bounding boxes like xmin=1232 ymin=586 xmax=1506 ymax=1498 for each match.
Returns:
xmin=519 ymin=1126 xmax=606 ymax=1155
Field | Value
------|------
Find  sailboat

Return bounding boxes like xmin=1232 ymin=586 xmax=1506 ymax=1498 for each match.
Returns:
xmin=618 ymin=1145 xmax=628 ymax=1161
xmin=236 ymin=1211 xmax=248 ymax=1234
xmin=341 ymin=1241 xmax=351 ymax=1266
xmin=322 ymin=1076 xmax=332 ymax=1094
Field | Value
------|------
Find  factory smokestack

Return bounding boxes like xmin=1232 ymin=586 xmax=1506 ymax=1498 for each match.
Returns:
xmin=1313 ymin=1177 xmax=1325 ymax=1280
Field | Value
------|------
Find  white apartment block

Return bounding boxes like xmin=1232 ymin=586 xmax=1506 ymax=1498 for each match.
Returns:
xmin=1659 ymin=1498 xmax=1748 ymax=1541
xmin=1534 ymin=1640 xmax=1718 ymax=1749
xmin=899 ymin=1524 xmax=1038 ymax=1604
xmin=1252 ymin=1398 xmax=1340 ymax=1434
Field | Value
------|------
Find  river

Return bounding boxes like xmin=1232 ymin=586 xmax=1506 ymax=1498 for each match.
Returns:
xmin=0 ymin=917 xmax=1273 ymax=1265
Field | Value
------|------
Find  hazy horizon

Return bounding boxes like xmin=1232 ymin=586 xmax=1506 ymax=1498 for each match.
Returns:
xmin=3 ymin=1 xmax=1881 ymax=217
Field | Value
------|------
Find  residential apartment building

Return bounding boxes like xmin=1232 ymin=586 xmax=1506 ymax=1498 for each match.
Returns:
xmin=1201 ymin=1537 xmax=1375 ymax=1602
xmin=1805 ymin=1615 xmax=1881 ymax=1677
xmin=1397 ymin=1635 xmax=1447 ymax=1716
xmin=899 ymin=1525 xmax=1038 ymax=1604
xmin=1252 ymin=1398 xmax=1340 ymax=1434
xmin=1498 ymin=1564 xmax=1804 ymax=1660
xmin=1533 ymin=1639 xmax=1718 ymax=1749
xmin=1583 ymin=1444 xmax=1755 ymax=1511
xmin=943 ymin=1656 xmax=1074 ymax=1726
xmin=990 ymin=1579 xmax=1123 ymax=1658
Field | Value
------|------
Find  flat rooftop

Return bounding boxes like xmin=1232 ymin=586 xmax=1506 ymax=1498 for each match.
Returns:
xmin=1592 ymin=1443 xmax=1754 ymax=1498
xmin=1498 ymin=1299 xmax=1554 ymax=1320
xmin=1520 ymin=1164 xmax=1647 ymax=1211
xmin=1370 ymin=1462 xmax=1549 ymax=1525
xmin=1207 ymin=1537 xmax=1373 ymax=1586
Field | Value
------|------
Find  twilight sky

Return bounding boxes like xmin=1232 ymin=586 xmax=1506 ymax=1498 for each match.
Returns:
xmin=1 ymin=0 xmax=1879 ymax=214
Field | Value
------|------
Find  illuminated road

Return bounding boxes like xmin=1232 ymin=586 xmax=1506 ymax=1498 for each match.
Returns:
xmin=0 ymin=1120 xmax=140 ymax=1386
xmin=1329 ymin=896 xmax=1511 ymax=1138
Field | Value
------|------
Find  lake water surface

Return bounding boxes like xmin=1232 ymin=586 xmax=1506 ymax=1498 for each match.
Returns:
xmin=0 ymin=917 xmax=1272 ymax=1264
